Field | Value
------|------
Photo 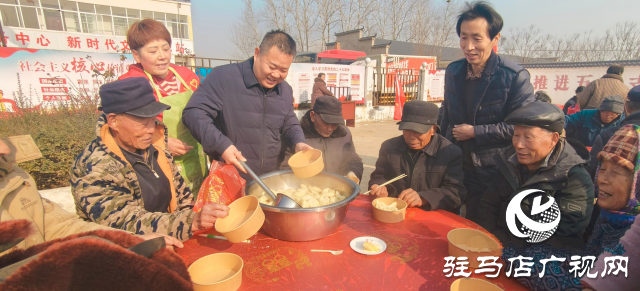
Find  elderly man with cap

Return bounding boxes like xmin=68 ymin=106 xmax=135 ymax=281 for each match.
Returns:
xmin=565 ymin=95 xmax=624 ymax=147
xmin=473 ymin=102 xmax=594 ymax=249
xmin=589 ymin=86 xmax=640 ymax=178
xmin=70 ymin=77 xmax=229 ymax=241
xmin=368 ymin=101 xmax=466 ymax=213
xmin=279 ymin=96 xmax=363 ymax=183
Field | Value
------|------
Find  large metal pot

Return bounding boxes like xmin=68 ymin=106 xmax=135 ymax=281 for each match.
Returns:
xmin=245 ymin=170 xmax=360 ymax=241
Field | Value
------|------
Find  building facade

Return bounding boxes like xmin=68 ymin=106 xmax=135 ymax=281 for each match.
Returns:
xmin=0 ymin=0 xmax=193 ymax=58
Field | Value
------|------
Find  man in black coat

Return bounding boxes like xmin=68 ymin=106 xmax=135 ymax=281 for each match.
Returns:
xmin=183 ymin=30 xmax=312 ymax=178
xmin=473 ymin=102 xmax=594 ymax=250
xmin=562 ymin=86 xmax=585 ymax=115
xmin=279 ymin=96 xmax=363 ymax=183
xmin=369 ymin=101 xmax=467 ymax=213
xmin=439 ymin=2 xmax=535 ymax=220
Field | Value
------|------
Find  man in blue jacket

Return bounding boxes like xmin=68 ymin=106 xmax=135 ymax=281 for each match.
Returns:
xmin=439 ymin=2 xmax=535 ymax=220
xmin=565 ymin=95 xmax=624 ymax=147
xmin=183 ymin=30 xmax=312 ymax=178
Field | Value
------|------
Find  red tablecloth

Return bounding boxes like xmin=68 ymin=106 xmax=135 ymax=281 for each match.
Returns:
xmin=177 ymin=195 xmax=527 ymax=291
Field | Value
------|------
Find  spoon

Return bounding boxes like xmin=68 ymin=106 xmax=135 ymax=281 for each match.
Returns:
xmin=238 ymin=161 xmax=302 ymax=209
xmin=310 ymin=250 xmax=343 ymax=255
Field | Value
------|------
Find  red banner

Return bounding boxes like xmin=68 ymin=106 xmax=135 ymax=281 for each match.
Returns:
xmin=394 ymin=75 xmax=406 ymax=120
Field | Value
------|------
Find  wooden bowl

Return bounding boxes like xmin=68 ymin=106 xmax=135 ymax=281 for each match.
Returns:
xmin=447 ymin=229 xmax=502 ymax=268
xmin=450 ymin=278 xmax=503 ymax=291
xmin=189 ymin=253 xmax=243 ymax=291
xmin=215 ymin=196 xmax=265 ymax=243
xmin=371 ymin=197 xmax=407 ymax=223
xmin=288 ymin=149 xmax=324 ymax=178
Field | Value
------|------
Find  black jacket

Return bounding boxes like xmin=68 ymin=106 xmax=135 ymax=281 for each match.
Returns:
xmin=440 ymin=51 xmax=535 ymax=169
xmin=588 ymin=111 xmax=640 ymax=178
xmin=182 ymin=58 xmax=305 ymax=178
xmin=279 ymin=111 xmax=363 ymax=181
xmin=368 ymin=134 xmax=467 ymax=213
xmin=473 ymin=138 xmax=595 ymax=249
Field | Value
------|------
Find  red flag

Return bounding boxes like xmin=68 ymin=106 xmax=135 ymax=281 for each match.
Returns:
xmin=393 ymin=74 xmax=406 ymax=120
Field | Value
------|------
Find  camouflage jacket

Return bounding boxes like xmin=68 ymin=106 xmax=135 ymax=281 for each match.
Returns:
xmin=70 ymin=114 xmax=196 ymax=241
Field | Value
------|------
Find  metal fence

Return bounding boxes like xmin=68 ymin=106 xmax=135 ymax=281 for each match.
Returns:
xmin=175 ymin=57 xmax=243 ymax=81
xmin=372 ymin=67 xmax=420 ymax=106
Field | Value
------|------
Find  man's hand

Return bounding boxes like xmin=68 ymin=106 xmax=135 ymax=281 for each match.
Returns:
xmin=168 ymin=137 xmax=194 ymax=156
xmin=192 ymin=203 xmax=230 ymax=232
xmin=452 ymin=124 xmax=475 ymax=141
xmin=369 ymin=184 xmax=388 ymax=198
xmin=221 ymin=145 xmax=247 ymax=173
xmin=346 ymin=171 xmax=360 ymax=184
xmin=398 ymin=188 xmax=428 ymax=208
xmin=139 ymin=233 xmax=184 ymax=250
xmin=294 ymin=143 xmax=314 ymax=153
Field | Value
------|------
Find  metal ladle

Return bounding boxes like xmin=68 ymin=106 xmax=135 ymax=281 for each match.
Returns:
xmin=238 ymin=161 xmax=302 ymax=209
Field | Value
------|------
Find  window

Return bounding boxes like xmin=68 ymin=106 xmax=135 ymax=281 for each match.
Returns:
xmin=0 ymin=0 xmax=17 ymax=4
xmin=166 ymin=13 xmax=177 ymax=22
xmin=20 ymin=6 xmax=38 ymax=28
xmin=0 ymin=5 xmax=19 ymax=27
xmin=153 ymin=12 xmax=164 ymax=21
xmin=180 ymin=23 xmax=188 ymax=38
xmin=59 ymin=0 xmax=75 ymax=11
xmin=113 ymin=16 xmax=127 ymax=36
xmin=179 ymin=15 xmax=187 ymax=23
xmin=95 ymin=4 xmax=109 ymax=15
xmin=77 ymin=3 xmax=93 ymax=13
xmin=19 ymin=0 xmax=37 ymax=6
xmin=99 ymin=15 xmax=112 ymax=35
xmin=127 ymin=17 xmax=139 ymax=27
xmin=40 ymin=0 xmax=57 ymax=9
xmin=141 ymin=10 xmax=152 ymax=19
xmin=126 ymin=8 xmax=138 ymax=18
xmin=62 ymin=10 xmax=79 ymax=32
xmin=80 ymin=13 xmax=97 ymax=33
xmin=42 ymin=8 xmax=62 ymax=30
xmin=111 ymin=6 xmax=125 ymax=17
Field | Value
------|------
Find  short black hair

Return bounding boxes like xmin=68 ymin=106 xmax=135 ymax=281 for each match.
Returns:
xmin=535 ymin=91 xmax=552 ymax=103
xmin=607 ymin=64 xmax=624 ymax=75
xmin=456 ymin=1 xmax=503 ymax=40
xmin=626 ymin=101 xmax=640 ymax=113
xmin=318 ymin=73 xmax=325 ymax=78
xmin=258 ymin=29 xmax=297 ymax=56
xmin=576 ymin=86 xmax=585 ymax=94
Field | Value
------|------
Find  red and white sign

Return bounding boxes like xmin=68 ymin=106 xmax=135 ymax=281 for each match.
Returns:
xmin=2 ymin=27 xmax=194 ymax=56
xmin=386 ymin=57 xmax=436 ymax=87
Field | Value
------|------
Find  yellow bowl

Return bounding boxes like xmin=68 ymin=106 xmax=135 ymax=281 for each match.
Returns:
xmin=450 ymin=278 xmax=502 ymax=291
xmin=288 ymin=149 xmax=324 ymax=178
xmin=447 ymin=228 xmax=502 ymax=268
xmin=371 ymin=197 xmax=407 ymax=223
xmin=188 ymin=253 xmax=243 ymax=291
xmin=215 ymin=196 xmax=265 ymax=243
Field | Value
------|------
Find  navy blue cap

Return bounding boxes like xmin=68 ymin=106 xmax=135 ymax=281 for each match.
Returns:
xmin=628 ymin=86 xmax=640 ymax=102
xmin=99 ymin=77 xmax=170 ymax=118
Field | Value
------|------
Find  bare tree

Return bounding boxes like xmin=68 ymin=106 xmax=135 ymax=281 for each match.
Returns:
xmin=285 ymin=0 xmax=318 ymax=52
xmin=315 ymin=0 xmax=341 ymax=51
xmin=337 ymin=0 xmax=377 ymax=34
xmin=229 ymin=0 xmax=263 ymax=59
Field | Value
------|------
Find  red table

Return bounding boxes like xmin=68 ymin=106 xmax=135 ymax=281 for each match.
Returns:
xmin=177 ymin=195 xmax=526 ymax=291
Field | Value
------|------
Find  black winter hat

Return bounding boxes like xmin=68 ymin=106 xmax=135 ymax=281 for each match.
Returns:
xmin=397 ymin=101 xmax=439 ymax=134
xmin=312 ymin=96 xmax=344 ymax=124
xmin=606 ymin=64 xmax=624 ymax=75
xmin=99 ymin=77 xmax=170 ymax=118
xmin=505 ymin=102 xmax=564 ymax=134
xmin=599 ymin=95 xmax=625 ymax=114
xmin=627 ymin=86 xmax=640 ymax=102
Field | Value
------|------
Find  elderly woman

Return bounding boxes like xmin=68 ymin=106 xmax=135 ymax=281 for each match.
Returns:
xmin=502 ymin=124 xmax=640 ymax=290
xmin=118 ymin=18 xmax=205 ymax=193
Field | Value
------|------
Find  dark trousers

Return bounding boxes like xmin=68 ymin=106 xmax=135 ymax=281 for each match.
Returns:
xmin=462 ymin=166 xmax=498 ymax=221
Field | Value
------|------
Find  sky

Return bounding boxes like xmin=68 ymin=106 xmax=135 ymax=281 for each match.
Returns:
xmin=191 ymin=0 xmax=640 ymax=59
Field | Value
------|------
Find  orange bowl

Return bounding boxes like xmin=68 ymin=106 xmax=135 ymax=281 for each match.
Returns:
xmin=188 ymin=253 xmax=243 ymax=291
xmin=288 ymin=149 xmax=324 ymax=178
xmin=371 ymin=197 xmax=407 ymax=223
xmin=215 ymin=196 xmax=265 ymax=243
xmin=450 ymin=278 xmax=502 ymax=291
xmin=447 ymin=229 xmax=502 ymax=268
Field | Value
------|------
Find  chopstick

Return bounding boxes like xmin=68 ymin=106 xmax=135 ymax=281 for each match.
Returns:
xmin=363 ymin=173 xmax=407 ymax=195
xmin=198 ymin=234 xmax=251 ymax=243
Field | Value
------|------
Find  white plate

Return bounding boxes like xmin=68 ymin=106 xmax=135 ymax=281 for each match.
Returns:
xmin=350 ymin=236 xmax=386 ymax=255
